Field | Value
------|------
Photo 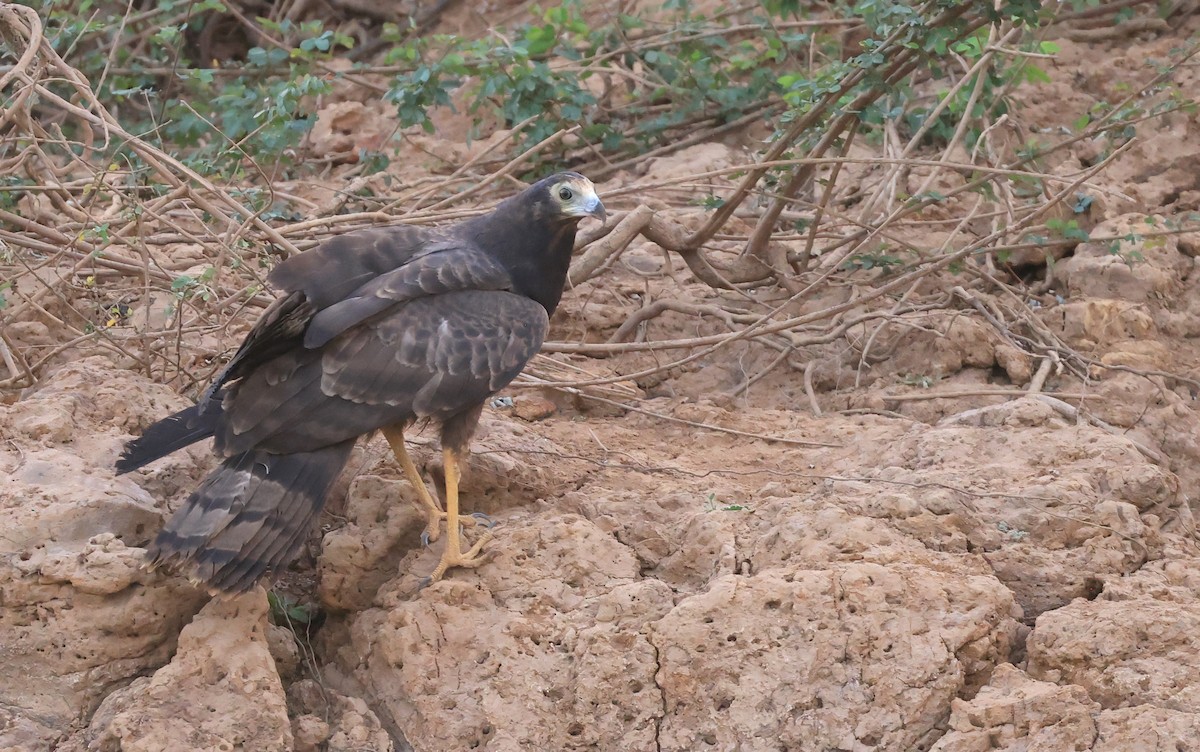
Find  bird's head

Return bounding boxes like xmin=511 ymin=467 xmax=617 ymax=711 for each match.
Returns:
xmin=531 ymin=171 xmax=606 ymax=225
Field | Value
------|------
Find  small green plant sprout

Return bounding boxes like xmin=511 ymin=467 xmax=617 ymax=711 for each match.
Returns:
xmin=170 ymin=267 xmax=218 ymax=303
xmin=267 ymin=590 xmax=318 ymax=628
xmin=899 ymin=373 xmax=936 ymax=389
xmin=704 ymin=492 xmax=752 ymax=513
xmin=1044 ymin=218 xmax=1089 ymax=243
xmin=103 ymin=303 xmax=132 ymax=328
xmin=841 ymin=252 xmax=903 ymax=272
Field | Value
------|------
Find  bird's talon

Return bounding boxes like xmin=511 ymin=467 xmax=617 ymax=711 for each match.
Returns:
xmin=420 ymin=530 xmax=431 ymax=547
xmin=426 ymin=531 xmax=495 ymax=583
xmin=470 ymin=512 xmax=494 ymax=528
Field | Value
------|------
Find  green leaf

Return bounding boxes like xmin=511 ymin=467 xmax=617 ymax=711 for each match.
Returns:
xmin=524 ymin=24 xmax=557 ymax=55
xmin=1024 ymin=65 xmax=1051 ymax=84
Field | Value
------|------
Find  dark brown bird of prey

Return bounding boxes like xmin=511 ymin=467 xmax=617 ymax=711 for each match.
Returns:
xmin=116 ymin=172 xmax=605 ymax=592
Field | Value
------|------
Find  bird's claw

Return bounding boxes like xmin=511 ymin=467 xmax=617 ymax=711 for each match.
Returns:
xmin=469 ymin=512 xmax=494 ymax=528
xmin=423 ymin=531 xmax=495 ymax=585
xmin=456 ymin=512 xmax=493 ymax=536
xmin=421 ymin=510 xmax=491 ymax=545
xmin=414 ymin=535 xmax=492 ymax=590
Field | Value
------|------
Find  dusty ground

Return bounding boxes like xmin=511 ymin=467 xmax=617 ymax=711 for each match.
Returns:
xmin=5 ymin=7 xmax=1200 ymax=752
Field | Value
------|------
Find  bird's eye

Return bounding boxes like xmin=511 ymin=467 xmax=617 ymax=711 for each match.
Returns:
xmin=558 ymin=186 xmax=574 ymax=201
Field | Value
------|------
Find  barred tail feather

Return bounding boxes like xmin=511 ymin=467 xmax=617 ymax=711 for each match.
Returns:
xmin=147 ymin=439 xmax=355 ymax=592
xmin=115 ymin=400 xmax=224 ymax=475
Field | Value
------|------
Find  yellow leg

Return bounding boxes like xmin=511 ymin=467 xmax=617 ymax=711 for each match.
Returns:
xmin=427 ymin=447 xmax=493 ymax=582
xmin=381 ymin=426 xmax=481 ymax=545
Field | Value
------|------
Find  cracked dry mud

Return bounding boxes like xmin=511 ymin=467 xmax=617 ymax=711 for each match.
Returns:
xmin=7 ymin=10 xmax=1200 ymax=752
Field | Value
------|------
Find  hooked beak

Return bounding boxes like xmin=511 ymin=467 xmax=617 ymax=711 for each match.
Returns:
xmin=583 ymin=194 xmax=607 ymax=223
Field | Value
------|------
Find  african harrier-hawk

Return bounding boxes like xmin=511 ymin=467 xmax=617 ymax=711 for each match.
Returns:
xmin=116 ymin=172 xmax=606 ymax=592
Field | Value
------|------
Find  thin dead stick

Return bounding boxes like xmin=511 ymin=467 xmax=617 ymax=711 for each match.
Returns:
xmin=909 ymin=26 xmax=1023 ymax=200
xmin=520 ymin=379 xmax=842 ymax=448
xmin=0 ymin=5 xmax=40 ymax=93
xmin=409 ymin=126 xmax=578 ymax=214
xmin=884 ymin=389 xmax=1098 ymax=402
xmin=568 ymin=205 xmax=654 ymax=286
xmin=546 ymin=304 xmax=935 ymax=356
xmin=854 ymin=198 xmax=980 ymax=386
xmin=802 ymin=360 xmax=821 ymax=416
xmin=400 ymin=114 xmax=541 ymax=209
xmin=0 ymin=326 xmax=32 ymax=387
xmin=731 ymin=345 xmax=796 ymax=399
xmin=797 ymin=118 xmax=860 ymax=274
xmin=27 ymin=79 xmax=298 ymax=254
xmin=685 ymin=1 xmax=957 ymax=248
xmin=585 ymin=103 xmax=777 ymax=182
xmin=543 ymin=138 xmax=1134 ymax=389
xmin=603 ymin=156 xmax=1139 ymax=202
xmin=1032 ymin=394 xmax=1168 ymax=466
xmin=745 ymin=53 xmax=924 ymax=262
xmin=606 ymin=298 xmax=778 ymax=346
xmin=217 ymin=0 xmax=386 ymax=94
xmin=0 ymin=10 xmax=300 ymax=256
xmin=1053 ymin=0 xmax=1158 ymax=23
xmin=970 ymin=265 xmax=1200 ymax=392
xmin=1027 ymin=356 xmax=1055 ymax=394
xmin=1062 ymin=16 xmax=1168 ymax=40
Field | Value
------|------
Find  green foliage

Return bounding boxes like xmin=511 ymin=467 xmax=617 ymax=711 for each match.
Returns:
xmin=267 ymin=590 xmax=318 ymax=626
xmin=899 ymin=373 xmax=937 ymax=388
xmin=0 ymin=176 xmax=28 ymax=210
xmin=703 ymin=492 xmax=751 ymax=513
xmin=373 ymin=0 xmax=1050 ymax=170
xmin=774 ymin=0 xmax=1047 ymax=154
xmin=891 ymin=31 xmax=1054 ymax=150
xmin=29 ymin=0 xmax=824 ymax=174
xmin=1045 ymin=217 xmax=1089 ymax=243
xmin=842 ymin=252 xmax=902 ymax=271
xmin=17 ymin=0 xmax=1169 ymax=202
xmin=382 ymin=1 xmax=809 ymax=158
xmin=167 ymin=267 xmax=217 ymax=318
xmin=35 ymin=0 xmax=351 ymax=177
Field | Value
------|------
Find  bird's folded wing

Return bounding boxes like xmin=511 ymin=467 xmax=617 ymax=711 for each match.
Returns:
xmin=321 ymin=291 xmax=548 ymax=405
xmin=202 ymin=229 xmax=510 ymax=405
xmin=198 ymin=291 xmax=313 ymax=412
xmin=267 ymin=225 xmax=434 ymax=308
xmin=219 ymin=291 xmax=549 ymax=455
xmin=302 ymin=247 xmax=513 ymax=348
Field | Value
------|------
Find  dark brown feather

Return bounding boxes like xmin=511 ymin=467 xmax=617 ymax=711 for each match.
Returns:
xmin=148 ymin=439 xmax=354 ymax=591
xmin=214 ymin=291 xmax=547 ymax=455
xmin=198 ymin=291 xmax=314 ymax=413
xmin=302 ymin=245 xmax=512 ymax=349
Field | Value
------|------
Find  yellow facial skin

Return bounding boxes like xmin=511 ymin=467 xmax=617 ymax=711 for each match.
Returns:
xmin=553 ymin=175 xmax=606 ymax=222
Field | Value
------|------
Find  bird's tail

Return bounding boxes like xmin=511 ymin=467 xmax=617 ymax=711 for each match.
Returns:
xmin=148 ymin=440 xmax=356 ymax=592
xmin=115 ymin=400 xmax=224 ymax=474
